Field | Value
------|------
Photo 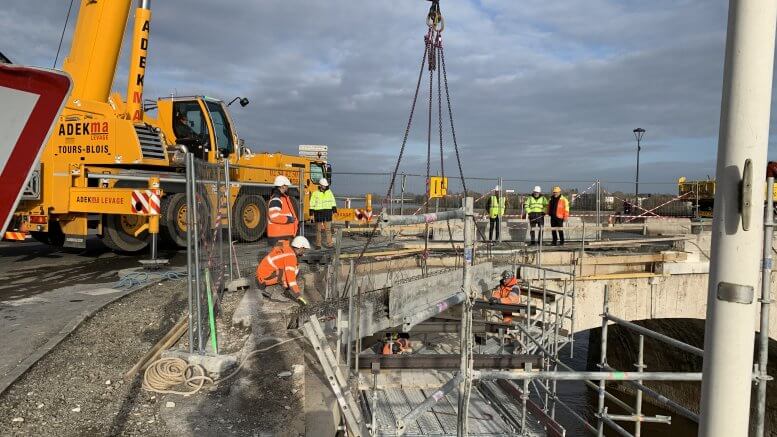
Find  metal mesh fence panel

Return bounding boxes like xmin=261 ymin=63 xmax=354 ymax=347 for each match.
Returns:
xmin=186 ymin=155 xmax=229 ymax=354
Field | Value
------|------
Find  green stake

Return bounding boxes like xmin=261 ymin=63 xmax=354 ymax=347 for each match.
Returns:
xmin=204 ymin=268 xmax=218 ymax=354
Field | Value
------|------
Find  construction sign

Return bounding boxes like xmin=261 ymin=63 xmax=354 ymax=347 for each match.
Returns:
xmin=429 ymin=176 xmax=448 ymax=199
xmin=0 ymin=64 xmax=71 ymax=235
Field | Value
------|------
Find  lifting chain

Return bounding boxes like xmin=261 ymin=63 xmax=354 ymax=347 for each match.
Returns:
xmin=348 ymin=0 xmax=475 ymax=277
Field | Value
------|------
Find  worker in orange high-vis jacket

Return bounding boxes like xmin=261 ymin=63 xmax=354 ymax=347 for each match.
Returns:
xmin=256 ymin=236 xmax=310 ymax=305
xmin=486 ymin=270 xmax=521 ymax=324
xmin=267 ymin=175 xmax=299 ymax=246
xmin=547 ymin=186 xmax=570 ymax=246
xmin=382 ymin=333 xmax=411 ymax=355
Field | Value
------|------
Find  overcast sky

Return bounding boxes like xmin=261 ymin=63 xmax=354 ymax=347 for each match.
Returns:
xmin=3 ymin=1 xmax=776 ymax=194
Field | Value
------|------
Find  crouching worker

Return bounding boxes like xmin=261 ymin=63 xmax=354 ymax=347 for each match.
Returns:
xmin=486 ymin=270 xmax=521 ymax=324
xmin=382 ymin=333 xmax=411 ymax=355
xmin=256 ymin=236 xmax=311 ymax=306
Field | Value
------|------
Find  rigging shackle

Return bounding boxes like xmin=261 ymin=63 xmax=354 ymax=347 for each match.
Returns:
xmin=426 ymin=0 xmax=445 ymax=33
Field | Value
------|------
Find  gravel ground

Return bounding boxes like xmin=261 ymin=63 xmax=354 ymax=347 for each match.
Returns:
xmin=0 ymin=279 xmax=188 ymax=436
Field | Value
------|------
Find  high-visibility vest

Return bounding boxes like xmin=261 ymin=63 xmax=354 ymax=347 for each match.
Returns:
xmin=548 ymin=195 xmax=570 ymax=220
xmin=267 ymin=191 xmax=298 ymax=238
xmin=489 ymin=195 xmax=506 ymax=218
xmin=256 ymin=241 xmax=301 ymax=295
xmin=524 ymin=195 xmax=548 ymax=214
xmin=490 ymin=277 xmax=521 ymax=323
xmin=310 ymin=189 xmax=336 ymax=211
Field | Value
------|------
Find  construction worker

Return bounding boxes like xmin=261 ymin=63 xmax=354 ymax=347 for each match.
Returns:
xmin=382 ymin=333 xmax=411 ymax=355
xmin=267 ymin=175 xmax=299 ymax=246
xmin=309 ymin=178 xmax=337 ymax=249
xmin=547 ymin=186 xmax=570 ymax=246
xmin=486 ymin=270 xmax=521 ymax=324
xmin=488 ymin=186 xmax=506 ymax=241
xmin=256 ymin=235 xmax=310 ymax=305
xmin=524 ymin=186 xmax=548 ymax=245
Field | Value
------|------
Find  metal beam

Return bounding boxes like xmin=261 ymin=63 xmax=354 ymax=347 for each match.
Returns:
xmin=398 ymin=318 xmax=512 ymax=334
xmin=357 ymin=354 xmax=541 ymax=370
xmin=473 ymin=300 xmax=538 ymax=315
xmin=380 ymin=208 xmax=464 ymax=226
xmin=476 ymin=370 xmax=705 ymax=382
xmin=604 ymin=312 xmax=703 ymax=357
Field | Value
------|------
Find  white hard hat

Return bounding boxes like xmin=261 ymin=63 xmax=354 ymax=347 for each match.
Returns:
xmin=291 ymin=236 xmax=311 ymax=249
xmin=319 ymin=178 xmax=329 ymax=187
xmin=533 ymin=186 xmax=542 ymax=193
xmin=494 ymin=185 xmax=500 ymax=191
xmin=274 ymin=175 xmax=292 ymax=187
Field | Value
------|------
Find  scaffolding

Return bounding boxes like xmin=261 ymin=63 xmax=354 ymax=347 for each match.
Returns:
xmin=297 ymin=189 xmax=774 ymax=436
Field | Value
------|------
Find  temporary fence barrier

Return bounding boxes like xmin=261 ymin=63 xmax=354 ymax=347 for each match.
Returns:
xmin=186 ymin=154 xmax=230 ymax=354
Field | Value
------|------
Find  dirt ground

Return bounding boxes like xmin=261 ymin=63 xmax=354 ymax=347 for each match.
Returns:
xmin=0 ymin=266 xmax=315 ymax=437
xmin=0 ymin=279 xmax=189 ymax=436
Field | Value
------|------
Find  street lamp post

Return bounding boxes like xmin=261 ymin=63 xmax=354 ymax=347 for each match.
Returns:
xmin=633 ymin=128 xmax=646 ymax=206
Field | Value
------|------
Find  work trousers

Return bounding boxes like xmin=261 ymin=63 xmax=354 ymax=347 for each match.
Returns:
xmin=528 ymin=212 xmax=544 ymax=244
xmin=489 ymin=217 xmax=501 ymax=241
xmin=551 ymin=216 xmax=565 ymax=245
xmin=315 ymin=221 xmax=333 ymax=248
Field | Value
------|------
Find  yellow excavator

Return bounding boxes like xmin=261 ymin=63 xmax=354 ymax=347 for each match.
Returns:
xmin=8 ymin=0 xmax=364 ymax=252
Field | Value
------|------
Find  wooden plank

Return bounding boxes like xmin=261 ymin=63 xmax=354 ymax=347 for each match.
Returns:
xmin=124 ymin=315 xmax=188 ymax=381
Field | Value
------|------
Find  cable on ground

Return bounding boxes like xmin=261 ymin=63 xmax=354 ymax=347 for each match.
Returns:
xmin=113 ymin=270 xmax=187 ymax=290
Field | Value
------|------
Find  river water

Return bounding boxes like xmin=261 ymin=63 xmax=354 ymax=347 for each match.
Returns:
xmin=554 ymin=330 xmax=698 ymax=436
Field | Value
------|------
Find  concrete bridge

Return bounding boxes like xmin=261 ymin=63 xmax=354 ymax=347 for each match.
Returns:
xmin=518 ymin=232 xmax=777 ymax=341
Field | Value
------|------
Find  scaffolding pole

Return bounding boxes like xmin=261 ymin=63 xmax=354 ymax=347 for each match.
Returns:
xmin=456 ymin=197 xmax=474 ymax=436
xmin=755 ymin=177 xmax=775 ymax=437
xmin=475 ymin=370 xmax=703 ymax=382
xmin=597 ymin=285 xmax=609 ymax=437
xmin=700 ymin=0 xmax=777 ymax=435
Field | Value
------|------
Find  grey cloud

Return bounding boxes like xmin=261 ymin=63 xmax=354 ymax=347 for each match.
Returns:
xmin=1 ymin=0 xmax=772 ymax=196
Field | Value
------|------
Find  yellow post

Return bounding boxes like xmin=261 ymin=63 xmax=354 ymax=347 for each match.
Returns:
xmin=62 ymin=0 xmax=133 ymax=103
xmin=126 ymin=1 xmax=152 ymax=122
xmin=366 ymin=193 xmax=373 ymax=212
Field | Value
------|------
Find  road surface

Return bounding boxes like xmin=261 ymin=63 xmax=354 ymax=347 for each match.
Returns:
xmin=0 ymin=237 xmax=185 ymax=392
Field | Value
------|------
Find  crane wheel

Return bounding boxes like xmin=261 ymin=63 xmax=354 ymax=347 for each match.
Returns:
xmin=160 ymin=193 xmax=188 ymax=248
xmin=233 ymin=194 xmax=267 ymax=242
xmin=101 ymin=214 xmax=149 ymax=253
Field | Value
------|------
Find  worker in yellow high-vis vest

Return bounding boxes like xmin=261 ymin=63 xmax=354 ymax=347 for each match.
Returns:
xmin=309 ymin=178 xmax=337 ymax=248
xmin=488 ymin=186 xmax=506 ymax=241
xmin=523 ymin=186 xmax=548 ymax=245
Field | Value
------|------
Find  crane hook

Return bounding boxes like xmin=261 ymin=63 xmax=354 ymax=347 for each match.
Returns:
xmin=426 ymin=0 xmax=444 ymax=33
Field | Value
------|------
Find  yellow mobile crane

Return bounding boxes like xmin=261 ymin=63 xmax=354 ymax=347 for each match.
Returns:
xmin=8 ymin=0 xmax=363 ymax=252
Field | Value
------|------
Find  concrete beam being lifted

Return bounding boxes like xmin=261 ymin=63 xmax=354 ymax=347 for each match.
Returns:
xmin=344 ymin=262 xmax=493 ymax=341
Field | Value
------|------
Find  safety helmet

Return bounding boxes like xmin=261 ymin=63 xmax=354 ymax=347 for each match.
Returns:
xmin=533 ymin=186 xmax=542 ymax=193
xmin=291 ymin=236 xmax=311 ymax=249
xmin=494 ymin=185 xmax=500 ymax=191
xmin=500 ymin=270 xmax=514 ymax=281
xmin=319 ymin=178 xmax=329 ymax=187
xmin=274 ymin=175 xmax=292 ymax=187
xmin=552 ymin=186 xmax=561 ymax=194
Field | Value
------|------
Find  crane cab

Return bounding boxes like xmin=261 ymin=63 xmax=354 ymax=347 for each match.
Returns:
xmin=151 ymin=96 xmax=238 ymax=163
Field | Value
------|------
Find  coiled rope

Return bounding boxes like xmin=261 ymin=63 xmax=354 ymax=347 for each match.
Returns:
xmin=142 ymin=335 xmax=305 ymax=396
